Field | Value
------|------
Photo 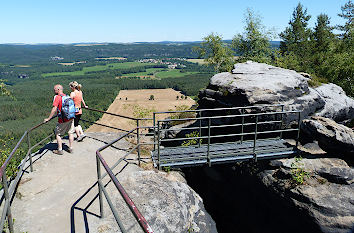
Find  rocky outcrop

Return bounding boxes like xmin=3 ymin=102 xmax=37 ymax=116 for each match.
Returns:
xmin=301 ymin=116 xmax=354 ymax=155
xmin=183 ymin=154 xmax=354 ymax=233
xmin=262 ymin=157 xmax=354 ymax=233
xmin=198 ymin=61 xmax=354 ymax=124
xmin=314 ymin=84 xmax=354 ymax=122
xmin=96 ymin=170 xmax=217 ymax=233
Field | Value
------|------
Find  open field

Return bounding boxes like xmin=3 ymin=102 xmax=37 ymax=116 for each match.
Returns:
xmin=58 ymin=62 xmax=76 ymax=66
xmin=115 ymin=68 xmax=199 ymax=80
xmin=14 ymin=65 xmax=31 ymax=68
xmin=117 ymin=68 xmax=166 ymax=78
xmin=187 ymin=59 xmax=207 ymax=65
xmin=155 ymin=70 xmax=199 ymax=79
xmin=86 ymin=88 xmax=196 ymax=133
xmin=95 ymin=57 xmax=127 ymax=60
xmin=42 ymin=62 xmax=149 ymax=77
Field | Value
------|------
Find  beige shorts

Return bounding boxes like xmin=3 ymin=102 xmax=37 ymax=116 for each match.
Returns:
xmin=54 ymin=120 xmax=75 ymax=136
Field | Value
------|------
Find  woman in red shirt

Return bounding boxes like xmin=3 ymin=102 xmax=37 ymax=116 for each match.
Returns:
xmin=70 ymin=81 xmax=88 ymax=141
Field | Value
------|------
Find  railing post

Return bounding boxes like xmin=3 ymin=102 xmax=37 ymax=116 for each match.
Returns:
xmin=253 ymin=115 xmax=258 ymax=162
xmin=207 ymin=118 xmax=211 ymax=167
xmin=280 ymin=105 xmax=284 ymax=139
xmin=96 ymin=156 xmax=104 ymax=218
xmin=241 ymin=109 xmax=244 ymax=143
xmin=136 ymin=119 xmax=140 ymax=167
xmin=198 ymin=111 xmax=202 ymax=147
xmin=157 ymin=122 xmax=161 ymax=170
xmin=296 ymin=111 xmax=301 ymax=149
xmin=2 ymin=173 xmax=14 ymax=233
xmin=153 ymin=113 xmax=156 ymax=151
xmin=27 ymin=131 xmax=33 ymax=172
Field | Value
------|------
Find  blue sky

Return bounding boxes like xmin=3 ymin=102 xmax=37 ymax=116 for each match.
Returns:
xmin=0 ymin=0 xmax=349 ymax=44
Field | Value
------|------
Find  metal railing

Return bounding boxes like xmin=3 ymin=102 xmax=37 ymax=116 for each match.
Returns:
xmin=153 ymin=105 xmax=301 ymax=169
xmin=82 ymin=107 xmax=155 ymax=232
xmin=0 ymin=107 xmax=155 ymax=233
xmin=95 ymin=127 xmax=154 ymax=233
xmin=0 ymin=116 xmax=57 ymax=232
xmin=152 ymin=104 xmax=285 ymax=150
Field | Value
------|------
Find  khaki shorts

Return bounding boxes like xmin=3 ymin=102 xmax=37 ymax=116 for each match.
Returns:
xmin=54 ymin=120 xmax=75 ymax=136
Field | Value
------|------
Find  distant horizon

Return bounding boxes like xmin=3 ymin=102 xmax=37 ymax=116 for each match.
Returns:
xmin=1 ymin=40 xmax=281 ymax=46
xmin=1 ymin=0 xmax=348 ymax=44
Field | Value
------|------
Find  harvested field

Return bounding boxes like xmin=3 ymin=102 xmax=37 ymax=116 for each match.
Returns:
xmin=95 ymin=57 xmax=127 ymax=60
xmin=187 ymin=59 xmax=207 ymax=65
xmin=86 ymin=89 xmax=196 ymax=133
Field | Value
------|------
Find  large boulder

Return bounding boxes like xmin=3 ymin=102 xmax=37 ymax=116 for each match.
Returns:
xmin=198 ymin=61 xmax=354 ymax=124
xmin=301 ymin=116 xmax=354 ymax=155
xmin=262 ymin=157 xmax=354 ymax=233
xmin=314 ymin=83 xmax=354 ymax=122
xmin=93 ymin=170 xmax=217 ymax=233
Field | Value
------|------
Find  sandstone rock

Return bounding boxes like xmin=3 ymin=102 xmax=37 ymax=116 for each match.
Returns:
xmin=198 ymin=61 xmax=354 ymax=124
xmin=301 ymin=116 xmax=354 ymax=154
xmin=263 ymin=157 xmax=354 ymax=233
xmin=314 ymin=83 xmax=354 ymax=122
xmin=99 ymin=170 xmax=217 ymax=233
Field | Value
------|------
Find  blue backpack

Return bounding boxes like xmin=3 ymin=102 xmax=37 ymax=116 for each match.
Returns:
xmin=60 ymin=95 xmax=76 ymax=120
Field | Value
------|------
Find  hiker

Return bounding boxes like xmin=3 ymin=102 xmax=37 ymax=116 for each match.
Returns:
xmin=69 ymin=81 xmax=88 ymax=141
xmin=44 ymin=84 xmax=75 ymax=154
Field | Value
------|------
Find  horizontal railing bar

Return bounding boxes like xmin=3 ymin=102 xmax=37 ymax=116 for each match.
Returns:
xmin=157 ymin=110 xmax=300 ymax=123
xmin=101 ymin=144 xmax=139 ymax=180
xmin=209 ymin=120 xmax=282 ymax=129
xmin=97 ymin=128 xmax=137 ymax=153
xmin=98 ymin=180 xmax=127 ymax=233
xmin=160 ymin=128 xmax=297 ymax=142
xmin=96 ymin=151 xmax=153 ymax=233
xmin=159 ymin=120 xmax=282 ymax=132
xmin=0 ymin=132 xmax=27 ymax=178
xmin=257 ymin=128 xmax=298 ymax=135
xmin=81 ymin=119 xmax=134 ymax=134
xmin=30 ymin=133 xmax=54 ymax=150
xmin=28 ymin=116 xmax=56 ymax=132
xmin=154 ymin=104 xmax=284 ymax=114
xmin=85 ymin=107 xmax=152 ymax=121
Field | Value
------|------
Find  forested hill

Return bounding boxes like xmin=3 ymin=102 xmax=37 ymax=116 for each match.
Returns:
xmin=0 ymin=42 xmax=200 ymax=64
xmin=0 ymin=41 xmax=280 ymax=65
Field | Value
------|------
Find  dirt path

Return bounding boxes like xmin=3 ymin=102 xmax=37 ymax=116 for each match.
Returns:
xmin=87 ymin=88 xmax=196 ymax=133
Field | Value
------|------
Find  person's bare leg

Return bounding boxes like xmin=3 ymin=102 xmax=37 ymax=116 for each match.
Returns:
xmin=56 ymin=134 xmax=63 ymax=150
xmin=69 ymin=133 xmax=74 ymax=149
xmin=75 ymin=127 xmax=80 ymax=138
xmin=78 ymin=125 xmax=84 ymax=135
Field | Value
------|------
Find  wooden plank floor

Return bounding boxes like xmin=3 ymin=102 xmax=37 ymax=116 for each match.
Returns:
xmin=151 ymin=139 xmax=296 ymax=168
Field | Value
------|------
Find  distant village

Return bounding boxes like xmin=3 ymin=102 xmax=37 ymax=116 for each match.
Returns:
xmin=137 ymin=58 xmax=187 ymax=69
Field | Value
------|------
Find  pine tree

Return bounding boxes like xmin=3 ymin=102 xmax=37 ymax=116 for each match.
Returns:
xmin=313 ymin=14 xmax=335 ymax=53
xmin=337 ymin=0 xmax=353 ymax=49
xmin=279 ymin=3 xmax=312 ymax=55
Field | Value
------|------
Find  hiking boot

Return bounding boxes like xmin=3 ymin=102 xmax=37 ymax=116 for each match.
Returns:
xmin=53 ymin=149 xmax=64 ymax=155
